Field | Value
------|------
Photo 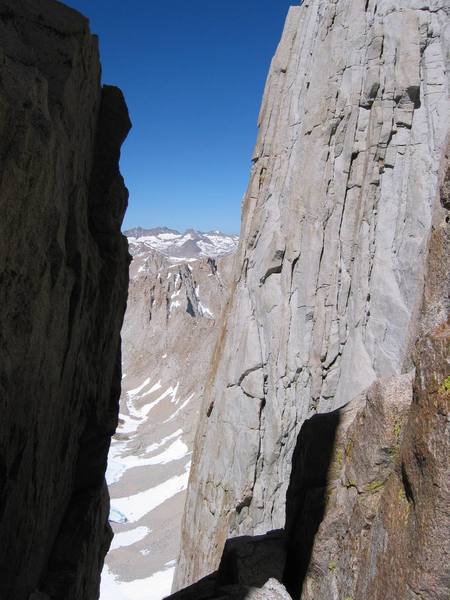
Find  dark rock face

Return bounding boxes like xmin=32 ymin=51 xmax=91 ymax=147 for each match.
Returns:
xmin=0 ymin=1 xmax=130 ymax=599
xmin=167 ymin=533 xmax=290 ymax=600
xmin=283 ymin=375 xmax=415 ymax=599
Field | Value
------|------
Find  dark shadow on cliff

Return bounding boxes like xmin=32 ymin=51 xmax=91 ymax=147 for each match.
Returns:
xmin=167 ymin=530 xmax=287 ymax=599
xmin=166 ymin=408 xmax=341 ymax=599
xmin=282 ymin=408 xmax=341 ymax=598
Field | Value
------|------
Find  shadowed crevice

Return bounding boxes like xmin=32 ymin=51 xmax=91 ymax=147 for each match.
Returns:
xmin=283 ymin=408 xmax=341 ymax=598
xmin=165 ymin=408 xmax=341 ymax=599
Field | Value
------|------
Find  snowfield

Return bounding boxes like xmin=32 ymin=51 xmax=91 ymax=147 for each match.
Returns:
xmin=111 ymin=466 xmax=190 ymax=524
xmin=102 ymin=376 xmax=194 ymax=599
xmin=110 ymin=527 xmax=151 ymax=551
xmin=101 ymin=563 xmax=176 ymax=600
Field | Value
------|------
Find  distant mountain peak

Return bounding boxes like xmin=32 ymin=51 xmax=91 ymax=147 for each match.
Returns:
xmin=126 ymin=226 xmax=239 ymax=271
xmin=124 ymin=226 xmax=179 ymax=238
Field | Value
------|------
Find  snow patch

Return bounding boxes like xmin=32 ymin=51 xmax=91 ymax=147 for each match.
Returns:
xmin=108 ymin=436 xmax=189 ymax=485
xmin=140 ymin=380 xmax=162 ymax=398
xmin=111 ymin=464 xmax=191 ymax=523
xmin=100 ymin=563 xmax=176 ymax=600
xmin=145 ymin=428 xmax=183 ymax=453
xmin=109 ymin=508 xmax=127 ymax=524
xmin=110 ymin=526 xmax=150 ymax=551
xmin=164 ymin=394 xmax=194 ymax=423
xmin=199 ymin=302 xmax=214 ymax=318
xmin=128 ymin=378 xmax=152 ymax=397
xmin=143 ymin=438 xmax=188 ymax=465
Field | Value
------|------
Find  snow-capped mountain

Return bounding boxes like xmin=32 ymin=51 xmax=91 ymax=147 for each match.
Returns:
xmin=125 ymin=227 xmax=239 ymax=261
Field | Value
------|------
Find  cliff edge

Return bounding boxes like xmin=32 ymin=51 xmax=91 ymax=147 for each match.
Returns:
xmin=174 ymin=0 xmax=450 ymax=596
xmin=0 ymin=1 xmax=130 ymax=598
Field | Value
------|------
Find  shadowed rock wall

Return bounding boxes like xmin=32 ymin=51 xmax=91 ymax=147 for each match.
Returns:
xmin=0 ymin=1 xmax=130 ymax=598
xmin=174 ymin=0 xmax=450 ymax=591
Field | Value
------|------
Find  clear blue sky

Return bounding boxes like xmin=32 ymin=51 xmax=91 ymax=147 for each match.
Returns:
xmin=65 ymin=1 xmax=295 ymax=233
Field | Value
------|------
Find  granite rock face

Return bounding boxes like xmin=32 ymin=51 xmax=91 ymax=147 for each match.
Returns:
xmin=284 ymin=155 xmax=450 ymax=599
xmin=174 ymin=0 xmax=450 ymax=591
xmin=0 ymin=1 xmax=130 ymax=599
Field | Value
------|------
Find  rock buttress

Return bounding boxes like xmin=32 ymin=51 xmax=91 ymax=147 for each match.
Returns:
xmin=174 ymin=0 xmax=450 ymax=590
xmin=0 ymin=1 xmax=131 ymax=599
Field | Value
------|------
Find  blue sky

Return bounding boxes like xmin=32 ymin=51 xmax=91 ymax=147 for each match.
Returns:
xmin=65 ymin=1 xmax=295 ymax=233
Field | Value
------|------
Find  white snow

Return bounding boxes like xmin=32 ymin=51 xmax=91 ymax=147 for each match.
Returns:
xmin=110 ymin=526 xmax=150 ymax=551
xmin=140 ymin=380 xmax=162 ymax=398
xmin=127 ymin=378 xmax=152 ymax=397
xmin=125 ymin=396 xmax=157 ymax=422
xmin=167 ymin=257 xmax=198 ymax=264
xmin=100 ymin=563 xmax=176 ymax=600
xmin=170 ymin=382 xmax=180 ymax=404
xmin=165 ymin=559 xmax=177 ymax=568
xmin=199 ymin=302 xmax=214 ymax=318
xmin=143 ymin=438 xmax=188 ymax=465
xmin=108 ymin=437 xmax=189 ymax=485
xmin=106 ymin=448 xmax=128 ymax=485
xmin=114 ymin=414 xmax=137 ymax=435
xmin=145 ymin=428 xmax=183 ymax=453
xmin=111 ymin=464 xmax=191 ymax=523
xmin=128 ymin=229 xmax=238 ymax=265
xmin=125 ymin=382 xmax=171 ymax=423
xmin=169 ymin=300 xmax=180 ymax=311
xmin=153 ymin=386 xmax=177 ymax=404
xmin=159 ymin=233 xmax=180 ymax=240
xmin=164 ymin=393 xmax=194 ymax=423
xmin=109 ymin=507 xmax=127 ymax=524
xmin=107 ymin=384 xmax=185 ymax=486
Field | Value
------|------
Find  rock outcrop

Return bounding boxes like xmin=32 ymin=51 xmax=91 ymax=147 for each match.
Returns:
xmin=102 ymin=232 xmax=237 ymax=598
xmin=0 ymin=1 xmax=130 ymax=599
xmin=174 ymin=0 xmax=450 ymax=594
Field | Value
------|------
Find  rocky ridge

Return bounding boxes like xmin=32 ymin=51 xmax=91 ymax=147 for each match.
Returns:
xmin=101 ymin=231 xmax=237 ymax=599
xmin=172 ymin=0 xmax=450 ymax=598
xmin=126 ymin=227 xmax=239 ymax=262
xmin=0 ymin=1 xmax=130 ymax=599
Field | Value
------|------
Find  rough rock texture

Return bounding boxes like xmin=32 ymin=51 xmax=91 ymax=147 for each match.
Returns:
xmin=166 ymin=575 xmax=291 ymax=600
xmin=284 ymin=374 xmax=415 ymax=598
xmin=175 ymin=0 xmax=450 ymax=591
xmin=0 ymin=1 xmax=130 ymax=599
xmin=102 ymin=234 xmax=236 ymax=597
xmin=167 ymin=543 xmax=291 ymax=600
xmin=284 ymin=151 xmax=450 ymax=599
